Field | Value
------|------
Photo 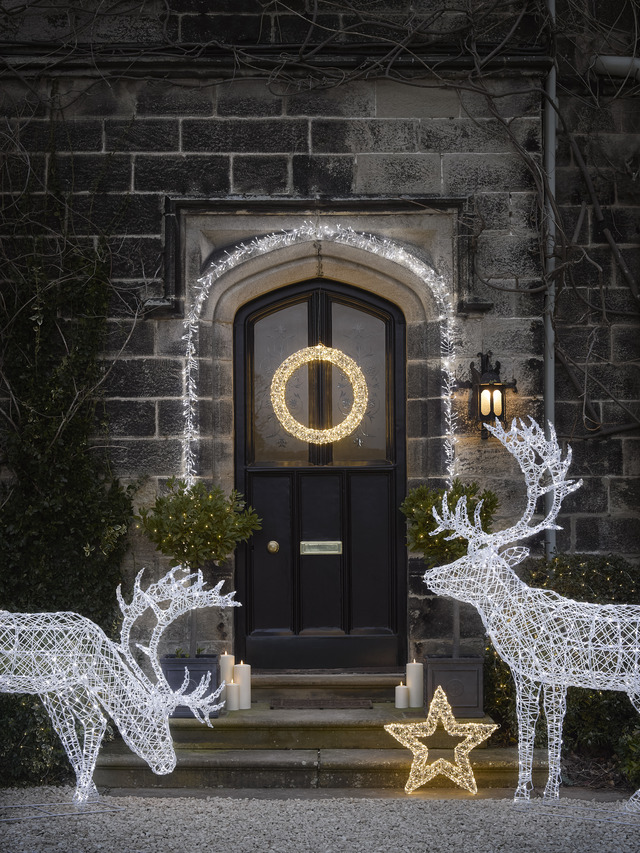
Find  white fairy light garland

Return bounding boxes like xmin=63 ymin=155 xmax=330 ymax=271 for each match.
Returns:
xmin=182 ymin=222 xmax=458 ymax=483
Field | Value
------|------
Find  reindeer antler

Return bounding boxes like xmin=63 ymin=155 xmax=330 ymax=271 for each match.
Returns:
xmin=117 ymin=566 xmax=240 ymax=687
xmin=432 ymin=418 xmax=582 ymax=552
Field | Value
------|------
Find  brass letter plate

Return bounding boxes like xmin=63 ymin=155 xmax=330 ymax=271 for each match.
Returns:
xmin=300 ymin=540 xmax=343 ymax=555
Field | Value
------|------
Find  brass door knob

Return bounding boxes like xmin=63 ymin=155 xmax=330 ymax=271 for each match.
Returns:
xmin=267 ymin=540 xmax=280 ymax=554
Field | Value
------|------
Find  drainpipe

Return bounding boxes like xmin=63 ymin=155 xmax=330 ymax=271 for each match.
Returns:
xmin=591 ymin=55 xmax=640 ymax=83
xmin=543 ymin=0 xmax=557 ymax=559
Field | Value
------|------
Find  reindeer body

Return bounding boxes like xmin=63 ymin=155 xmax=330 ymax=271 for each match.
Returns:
xmin=424 ymin=419 xmax=640 ymax=811
xmin=0 ymin=567 xmax=239 ymax=802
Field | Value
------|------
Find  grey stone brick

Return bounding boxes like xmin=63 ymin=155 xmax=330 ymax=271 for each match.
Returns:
xmin=232 ymin=156 xmax=289 ymax=194
xmin=157 ymin=399 xmax=213 ymax=437
xmin=569 ymin=437 xmax=624 ymax=477
xmin=611 ymin=98 xmax=640 ymax=134
xmin=612 ymin=325 xmax=640 ymax=364
xmin=419 ymin=118 xmax=516 ymax=154
xmin=58 ymin=79 xmax=137 ymax=118
xmin=444 ymin=153 xmax=534 ymax=195
xmin=136 ymin=81 xmax=215 ymax=117
xmin=105 ymin=120 xmax=180 ymax=153
xmin=561 ymin=477 xmax=608 ymax=514
xmin=556 ymin=325 xmax=611 ymax=363
xmin=71 ymin=194 xmax=163 ymax=236
xmin=106 ymin=237 xmax=163 ymax=279
xmin=134 ymin=155 xmax=229 ymax=195
xmin=475 ymin=233 xmax=542 ymax=280
xmin=312 ymin=119 xmax=416 ymax=154
xmin=271 ymin=13 xmax=341 ymax=44
xmin=286 ymin=84 xmax=375 ymax=118
xmin=575 ymin=515 xmax=640 ymax=555
xmin=588 ymin=362 xmax=640 ymax=401
xmin=407 ymin=360 xmax=429 ymax=398
xmin=108 ymin=439 xmax=183 ymax=477
xmin=103 ymin=400 xmax=156 ymax=437
xmin=182 ymin=119 xmax=308 ymax=153
xmin=459 ymin=79 xmax=539 ymax=120
xmin=355 ymin=153 xmax=441 ymax=194
xmin=0 ymin=80 xmax=49 ymax=117
xmin=105 ymin=358 xmax=183 ymax=398
xmin=51 ymin=153 xmax=132 ymax=193
xmin=623 ymin=439 xmax=640 ymax=476
xmin=376 ymin=82 xmax=460 ymax=119
xmin=172 ymin=0 xmax=261 ymax=10
xmin=292 ymin=154 xmax=354 ymax=196
xmin=610 ymin=477 xmax=640 ymax=515
xmin=407 ymin=399 xmax=429 ymax=439
xmin=588 ymin=286 xmax=639 ymax=320
xmin=105 ymin=319 xmax=155 ymax=357
xmin=217 ymin=81 xmax=283 ymax=117
xmin=180 ymin=13 xmax=267 ymax=44
xmin=19 ymin=119 xmax=103 ymax=152
xmin=556 ymin=165 xmax=616 ymax=206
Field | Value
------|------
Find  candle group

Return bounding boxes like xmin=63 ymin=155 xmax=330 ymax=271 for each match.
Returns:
xmin=395 ymin=659 xmax=424 ymax=708
xmin=219 ymin=652 xmax=251 ymax=712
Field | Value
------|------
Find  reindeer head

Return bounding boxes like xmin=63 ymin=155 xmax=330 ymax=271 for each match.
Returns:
xmin=116 ymin=566 xmax=240 ymax=725
xmin=423 ymin=418 xmax=582 ymax=601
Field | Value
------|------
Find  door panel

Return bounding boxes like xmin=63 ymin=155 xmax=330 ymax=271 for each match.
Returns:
xmin=349 ymin=472 xmax=393 ymax=632
xmin=236 ymin=281 xmax=406 ymax=669
xmin=299 ymin=474 xmax=343 ymax=634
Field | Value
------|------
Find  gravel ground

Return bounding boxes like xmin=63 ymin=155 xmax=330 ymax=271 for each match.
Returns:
xmin=1 ymin=787 xmax=640 ymax=853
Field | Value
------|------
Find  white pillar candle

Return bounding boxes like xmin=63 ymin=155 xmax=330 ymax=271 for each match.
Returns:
xmin=406 ymin=659 xmax=424 ymax=708
xmin=395 ymin=682 xmax=409 ymax=709
xmin=225 ymin=681 xmax=240 ymax=712
xmin=220 ymin=651 xmax=235 ymax=685
xmin=234 ymin=661 xmax=251 ymax=709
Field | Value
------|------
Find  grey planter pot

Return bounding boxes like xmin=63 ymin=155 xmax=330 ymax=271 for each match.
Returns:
xmin=425 ymin=656 xmax=485 ymax=718
xmin=160 ymin=655 xmax=220 ymax=719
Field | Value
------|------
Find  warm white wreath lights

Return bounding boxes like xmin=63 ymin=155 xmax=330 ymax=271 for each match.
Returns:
xmin=269 ymin=343 xmax=368 ymax=444
xmin=0 ymin=566 xmax=239 ymax=803
xmin=182 ymin=222 xmax=458 ymax=483
xmin=424 ymin=417 xmax=640 ymax=812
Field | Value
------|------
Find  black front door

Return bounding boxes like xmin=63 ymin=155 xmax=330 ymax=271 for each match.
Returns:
xmin=234 ymin=281 xmax=406 ymax=668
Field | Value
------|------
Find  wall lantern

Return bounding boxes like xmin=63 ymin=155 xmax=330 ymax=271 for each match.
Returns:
xmin=470 ymin=352 xmax=517 ymax=439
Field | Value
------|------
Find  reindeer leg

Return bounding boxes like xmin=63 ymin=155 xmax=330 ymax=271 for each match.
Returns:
xmin=513 ymin=674 xmax=542 ymax=802
xmin=41 ymin=688 xmax=107 ymax=804
xmin=625 ymin=692 xmax=640 ymax=812
xmin=542 ymin=682 xmax=567 ymax=800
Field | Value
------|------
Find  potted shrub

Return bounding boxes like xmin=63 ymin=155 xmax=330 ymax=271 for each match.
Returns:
xmin=400 ymin=479 xmax=498 ymax=716
xmin=136 ymin=477 xmax=261 ymax=715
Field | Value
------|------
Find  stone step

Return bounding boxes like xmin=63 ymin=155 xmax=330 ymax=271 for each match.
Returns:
xmin=168 ymin=703 xmax=494 ymax=750
xmin=95 ymin=745 xmax=548 ymax=792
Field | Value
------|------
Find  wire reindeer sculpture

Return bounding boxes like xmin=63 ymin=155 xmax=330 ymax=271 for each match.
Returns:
xmin=0 ymin=566 xmax=239 ymax=803
xmin=424 ymin=417 xmax=640 ymax=811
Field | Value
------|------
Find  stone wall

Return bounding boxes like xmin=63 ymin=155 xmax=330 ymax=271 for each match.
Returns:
xmin=1 ymin=0 xmax=638 ymax=659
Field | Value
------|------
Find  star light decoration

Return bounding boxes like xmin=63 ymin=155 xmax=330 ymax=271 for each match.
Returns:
xmin=270 ymin=343 xmax=368 ymax=444
xmin=181 ymin=222 xmax=458 ymax=484
xmin=385 ymin=686 xmax=498 ymax=794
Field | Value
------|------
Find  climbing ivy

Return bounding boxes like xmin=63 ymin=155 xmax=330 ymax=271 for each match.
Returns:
xmin=0 ymin=189 xmax=135 ymax=784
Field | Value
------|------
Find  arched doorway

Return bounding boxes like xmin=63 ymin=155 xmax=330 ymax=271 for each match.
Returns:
xmin=234 ymin=280 xmax=406 ymax=668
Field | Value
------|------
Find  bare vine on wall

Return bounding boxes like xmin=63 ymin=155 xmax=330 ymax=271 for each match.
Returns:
xmin=0 ymin=0 xmax=638 ymax=438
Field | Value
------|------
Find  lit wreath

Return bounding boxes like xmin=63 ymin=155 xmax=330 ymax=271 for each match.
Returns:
xmin=270 ymin=344 xmax=368 ymax=445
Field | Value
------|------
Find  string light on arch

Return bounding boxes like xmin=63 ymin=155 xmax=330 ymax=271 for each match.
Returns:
xmin=270 ymin=344 xmax=368 ymax=444
xmin=182 ymin=222 xmax=459 ymax=484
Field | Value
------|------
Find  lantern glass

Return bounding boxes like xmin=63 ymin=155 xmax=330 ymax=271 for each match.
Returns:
xmin=480 ymin=389 xmax=492 ymax=417
xmin=493 ymin=389 xmax=503 ymax=417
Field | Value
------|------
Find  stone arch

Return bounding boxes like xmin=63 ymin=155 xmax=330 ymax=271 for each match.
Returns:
xmin=182 ymin=225 xmax=456 ymax=490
